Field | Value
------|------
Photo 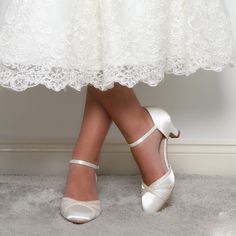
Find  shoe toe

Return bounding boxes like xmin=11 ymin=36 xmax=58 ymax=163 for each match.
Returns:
xmin=65 ymin=205 xmax=97 ymax=222
xmin=141 ymin=170 xmax=175 ymax=213
xmin=141 ymin=191 xmax=166 ymax=213
xmin=60 ymin=198 xmax=101 ymax=223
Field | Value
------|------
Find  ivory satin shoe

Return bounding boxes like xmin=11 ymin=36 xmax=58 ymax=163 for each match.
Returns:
xmin=128 ymin=106 xmax=180 ymax=213
xmin=60 ymin=159 xmax=102 ymax=223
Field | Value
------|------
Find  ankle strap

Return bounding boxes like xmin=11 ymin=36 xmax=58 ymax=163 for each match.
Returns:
xmin=69 ymin=159 xmax=99 ymax=170
xmin=128 ymin=125 xmax=156 ymax=148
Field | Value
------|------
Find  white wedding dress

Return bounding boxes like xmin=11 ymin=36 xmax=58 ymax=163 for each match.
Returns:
xmin=0 ymin=0 xmax=235 ymax=92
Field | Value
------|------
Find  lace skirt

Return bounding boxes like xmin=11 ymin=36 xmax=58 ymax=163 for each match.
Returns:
xmin=0 ymin=0 xmax=235 ymax=92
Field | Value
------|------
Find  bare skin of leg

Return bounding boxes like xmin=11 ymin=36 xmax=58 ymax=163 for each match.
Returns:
xmin=88 ymin=83 xmax=168 ymax=186
xmin=63 ymin=87 xmax=112 ymax=201
xmin=63 ymin=82 xmax=168 ymax=202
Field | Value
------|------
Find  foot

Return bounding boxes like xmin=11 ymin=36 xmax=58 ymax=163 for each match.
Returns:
xmin=63 ymin=159 xmax=99 ymax=201
xmin=130 ymin=107 xmax=168 ymax=186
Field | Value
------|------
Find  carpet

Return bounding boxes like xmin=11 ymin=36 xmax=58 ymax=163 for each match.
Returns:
xmin=0 ymin=174 xmax=235 ymax=236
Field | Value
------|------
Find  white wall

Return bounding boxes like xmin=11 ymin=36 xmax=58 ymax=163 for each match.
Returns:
xmin=0 ymin=1 xmax=236 ymax=176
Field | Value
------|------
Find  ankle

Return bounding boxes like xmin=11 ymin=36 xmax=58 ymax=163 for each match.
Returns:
xmin=126 ymin=107 xmax=155 ymax=145
xmin=141 ymin=106 xmax=154 ymax=129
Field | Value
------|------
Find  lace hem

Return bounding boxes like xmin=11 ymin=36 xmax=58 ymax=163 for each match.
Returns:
xmin=1 ymin=0 xmax=235 ymax=92
xmin=0 ymin=58 xmax=236 ymax=92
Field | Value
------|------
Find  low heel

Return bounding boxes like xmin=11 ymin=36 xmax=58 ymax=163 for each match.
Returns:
xmin=169 ymin=122 xmax=180 ymax=138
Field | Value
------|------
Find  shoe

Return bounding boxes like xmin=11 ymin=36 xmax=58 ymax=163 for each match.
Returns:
xmin=60 ymin=159 xmax=102 ymax=223
xmin=128 ymin=106 xmax=180 ymax=213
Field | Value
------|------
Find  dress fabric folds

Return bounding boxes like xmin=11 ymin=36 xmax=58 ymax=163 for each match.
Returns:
xmin=0 ymin=0 xmax=235 ymax=92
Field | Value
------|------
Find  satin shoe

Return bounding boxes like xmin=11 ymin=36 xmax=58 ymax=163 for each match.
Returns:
xmin=128 ymin=106 xmax=180 ymax=213
xmin=60 ymin=159 xmax=101 ymax=223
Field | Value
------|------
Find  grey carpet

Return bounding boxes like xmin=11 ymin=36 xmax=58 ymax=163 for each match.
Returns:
xmin=0 ymin=174 xmax=236 ymax=236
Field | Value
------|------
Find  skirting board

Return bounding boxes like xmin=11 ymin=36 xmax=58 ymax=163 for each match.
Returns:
xmin=0 ymin=138 xmax=236 ymax=176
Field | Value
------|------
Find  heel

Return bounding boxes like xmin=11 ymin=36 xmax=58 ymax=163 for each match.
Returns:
xmin=169 ymin=121 xmax=180 ymax=138
xmin=142 ymin=106 xmax=180 ymax=139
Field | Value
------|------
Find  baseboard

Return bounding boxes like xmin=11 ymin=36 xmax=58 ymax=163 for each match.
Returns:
xmin=0 ymin=138 xmax=236 ymax=176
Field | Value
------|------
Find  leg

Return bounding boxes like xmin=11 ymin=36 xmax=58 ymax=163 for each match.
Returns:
xmin=63 ymin=87 xmax=112 ymax=201
xmin=89 ymin=83 xmax=167 ymax=186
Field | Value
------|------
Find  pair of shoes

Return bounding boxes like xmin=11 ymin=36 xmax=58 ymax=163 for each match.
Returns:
xmin=60 ymin=159 xmax=102 ymax=224
xmin=128 ymin=106 xmax=180 ymax=213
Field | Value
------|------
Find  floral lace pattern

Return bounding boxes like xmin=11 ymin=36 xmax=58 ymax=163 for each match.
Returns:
xmin=0 ymin=0 xmax=235 ymax=92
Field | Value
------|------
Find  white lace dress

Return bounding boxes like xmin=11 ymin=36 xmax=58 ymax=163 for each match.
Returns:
xmin=0 ymin=0 xmax=235 ymax=92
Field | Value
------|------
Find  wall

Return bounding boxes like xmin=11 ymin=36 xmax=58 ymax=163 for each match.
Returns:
xmin=0 ymin=0 xmax=236 ymax=175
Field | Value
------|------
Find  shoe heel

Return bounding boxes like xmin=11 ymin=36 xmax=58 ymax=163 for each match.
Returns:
xmin=169 ymin=122 xmax=180 ymax=138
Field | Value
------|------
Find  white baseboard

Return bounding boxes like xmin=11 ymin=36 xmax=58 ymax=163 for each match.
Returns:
xmin=0 ymin=138 xmax=236 ymax=176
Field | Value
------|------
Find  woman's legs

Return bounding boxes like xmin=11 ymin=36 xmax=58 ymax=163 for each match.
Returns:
xmin=63 ymin=82 xmax=168 ymax=202
xmin=63 ymin=87 xmax=112 ymax=201
xmin=88 ymin=83 xmax=167 ymax=186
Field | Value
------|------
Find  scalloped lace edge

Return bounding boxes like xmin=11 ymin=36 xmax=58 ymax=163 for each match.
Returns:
xmin=0 ymin=59 xmax=235 ymax=92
